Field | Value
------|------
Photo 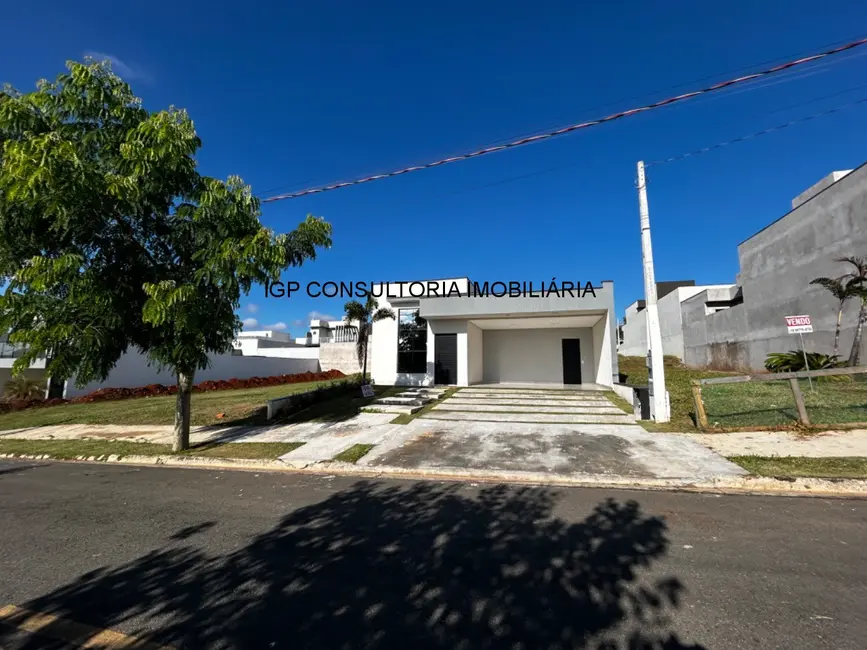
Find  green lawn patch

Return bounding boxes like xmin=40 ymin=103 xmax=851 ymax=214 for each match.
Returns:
xmin=603 ymin=391 xmax=633 ymax=414
xmin=0 ymin=438 xmax=303 ymax=460
xmin=619 ymin=355 xmax=735 ymax=431
xmin=332 ymin=443 xmax=374 ymax=463
xmin=730 ymin=455 xmax=867 ymax=479
xmin=391 ymin=387 xmax=459 ymax=424
xmin=0 ymin=380 xmax=341 ymax=430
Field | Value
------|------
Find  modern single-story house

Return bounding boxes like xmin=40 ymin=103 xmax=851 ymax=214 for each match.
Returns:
xmin=369 ymin=278 xmax=619 ymax=387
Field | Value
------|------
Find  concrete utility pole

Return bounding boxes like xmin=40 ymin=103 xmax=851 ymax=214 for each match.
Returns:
xmin=636 ymin=161 xmax=670 ymax=422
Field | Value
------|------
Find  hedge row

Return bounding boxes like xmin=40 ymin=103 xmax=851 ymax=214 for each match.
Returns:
xmin=0 ymin=369 xmax=347 ymax=414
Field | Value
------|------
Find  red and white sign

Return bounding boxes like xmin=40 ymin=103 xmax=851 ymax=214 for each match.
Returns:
xmin=785 ymin=315 xmax=813 ymax=334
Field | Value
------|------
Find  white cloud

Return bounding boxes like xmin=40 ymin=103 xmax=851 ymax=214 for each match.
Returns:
xmin=308 ymin=311 xmax=338 ymax=322
xmin=246 ymin=303 xmax=259 ymax=314
xmin=241 ymin=318 xmax=258 ymax=328
xmin=264 ymin=322 xmax=287 ymax=331
xmin=83 ymin=51 xmax=149 ymax=81
xmin=291 ymin=319 xmax=305 ymax=327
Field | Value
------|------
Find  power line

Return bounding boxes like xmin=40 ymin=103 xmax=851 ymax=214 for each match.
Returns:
xmin=262 ymin=36 xmax=867 ymax=204
xmin=647 ymin=97 xmax=867 ymax=167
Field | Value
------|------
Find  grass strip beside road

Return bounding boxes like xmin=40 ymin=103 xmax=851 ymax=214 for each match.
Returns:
xmin=333 ymin=444 xmax=374 ymax=463
xmin=730 ymin=455 xmax=867 ymax=479
xmin=0 ymin=439 xmax=303 ymax=461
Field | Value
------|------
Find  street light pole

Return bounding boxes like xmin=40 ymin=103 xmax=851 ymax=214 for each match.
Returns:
xmin=636 ymin=161 xmax=670 ymax=422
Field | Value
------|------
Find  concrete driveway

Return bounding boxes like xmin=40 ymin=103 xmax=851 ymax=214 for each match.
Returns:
xmin=361 ymin=419 xmax=744 ymax=482
xmin=358 ymin=388 xmax=744 ymax=483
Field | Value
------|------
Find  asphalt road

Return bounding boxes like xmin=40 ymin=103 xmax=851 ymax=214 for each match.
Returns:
xmin=0 ymin=459 xmax=864 ymax=650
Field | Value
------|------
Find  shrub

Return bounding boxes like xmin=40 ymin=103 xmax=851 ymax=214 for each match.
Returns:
xmin=3 ymin=375 xmax=46 ymax=400
xmin=765 ymin=351 xmax=845 ymax=373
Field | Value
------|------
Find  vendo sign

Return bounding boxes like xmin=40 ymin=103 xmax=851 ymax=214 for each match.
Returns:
xmin=785 ymin=315 xmax=813 ymax=334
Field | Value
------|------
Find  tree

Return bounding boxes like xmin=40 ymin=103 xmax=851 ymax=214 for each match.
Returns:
xmin=837 ymin=256 xmax=867 ymax=366
xmin=0 ymin=60 xmax=331 ymax=450
xmin=343 ymin=295 xmax=394 ymax=384
xmin=809 ymin=274 xmax=858 ymax=356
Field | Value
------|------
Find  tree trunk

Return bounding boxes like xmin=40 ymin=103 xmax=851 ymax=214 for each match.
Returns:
xmin=833 ymin=300 xmax=844 ymax=357
xmin=173 ymin=371 xmax=195 ymax=452
xmin=361 ymin=334 xmax=369 ymax=384
xmin=848 ymin=301 xmax=866 ymax=367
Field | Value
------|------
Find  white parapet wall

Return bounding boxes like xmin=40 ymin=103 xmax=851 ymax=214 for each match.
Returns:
xmin=65 ymin=349 xmax=321 ymax=398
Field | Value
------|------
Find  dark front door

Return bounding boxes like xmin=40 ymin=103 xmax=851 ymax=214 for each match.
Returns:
xmin=434 ymin=333 xmax=457 ymax=385
xmin=562 ymin=338 xmax=582 ymax=384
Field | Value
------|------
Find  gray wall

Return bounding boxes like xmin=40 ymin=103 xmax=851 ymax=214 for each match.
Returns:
xmin=738 ymin=164 xmax=867 ymax=368
xmin=683 ymin=164 xmax=867 ymax=369
xmin=319 ymin=342 xmax=369 ymax=375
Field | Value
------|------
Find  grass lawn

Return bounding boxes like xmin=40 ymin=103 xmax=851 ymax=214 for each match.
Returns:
xmin=332 ymin=443 xmax=374 ymax=463
xmin=0 ymin=379 xmax=342 ymax=430
xmin=703 ymin=377 xmax=867 ymax=428
xmin=730 ymin=455 xmax=867 ymax=479
xmin=0 ymin=438 xmax=303 ymax=460
xmin=619 ymin=356 xmax=867 ymax=431
xmin=618 ymin=356 xmax=735 ymax=431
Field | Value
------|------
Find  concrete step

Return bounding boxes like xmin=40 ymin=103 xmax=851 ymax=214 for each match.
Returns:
xmin=433 ymin=403 xmax=625 ymax=415
xmin=361 ymin=404 xmax=424 ymax=415
xmin=375 ymin=396 xmax=433 ymax=407
xmin=419 ymin=411 xmax=637 ymax=425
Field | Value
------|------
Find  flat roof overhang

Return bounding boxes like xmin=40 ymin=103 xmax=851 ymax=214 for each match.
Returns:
xmin=468 ymin=314 xmax=606 ymax=329
xmin=418 ymin=289 xmax=613 ymax=320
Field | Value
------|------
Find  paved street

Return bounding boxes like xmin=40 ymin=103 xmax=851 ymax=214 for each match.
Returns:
xmin=0 ymin=459 xmax=865 ymax=649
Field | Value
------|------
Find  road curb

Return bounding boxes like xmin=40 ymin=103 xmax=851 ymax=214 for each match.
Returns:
xmin=2 ymin=452 xmax=866 ymax=497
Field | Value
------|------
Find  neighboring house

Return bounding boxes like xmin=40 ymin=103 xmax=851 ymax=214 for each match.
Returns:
xmin=621 ymin=165 xmax=867 ymax=371
xmin=619 ymin=281 xmax=738 ymax=360
xmin=369 ymin=278 xmax=619 ymax=387
xmin=683 ymin=165 xmax=867 ymax=370
xmin=232 ymin=321 xmax=366 ymax=375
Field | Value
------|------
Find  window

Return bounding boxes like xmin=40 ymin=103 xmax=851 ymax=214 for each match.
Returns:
xmin=397 ymin=309 xmax=428 ymax=374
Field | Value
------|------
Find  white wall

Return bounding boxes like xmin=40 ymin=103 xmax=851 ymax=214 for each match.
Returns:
xmin=467 ymin=322 xmax=483 ymax=384
xmin=65 ymin=349 xmax=320 ymax=398
xmin=592 ymin=313 xmax=614 ymax=386
xmin=482 ymin=327 xmax=595 ymax=384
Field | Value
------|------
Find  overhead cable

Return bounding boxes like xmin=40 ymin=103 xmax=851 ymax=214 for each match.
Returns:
xmin=262 ymin=37 xmax=867 ymax=203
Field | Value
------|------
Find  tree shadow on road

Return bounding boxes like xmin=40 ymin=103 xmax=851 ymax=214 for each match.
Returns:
xmin=1 ymin=482 xmax=706 ymax=649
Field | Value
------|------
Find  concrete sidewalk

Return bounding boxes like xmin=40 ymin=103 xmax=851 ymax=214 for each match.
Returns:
xmin=681 ymin=429 xmax=867 ymax=457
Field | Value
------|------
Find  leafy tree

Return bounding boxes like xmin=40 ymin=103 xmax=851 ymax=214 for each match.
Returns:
xmin=837 ymin=256 xmax=867 ymax=366
xmin=809 ymin=273 xmax=858 ymax=356
xmin=0 ymin=60 xmax=331 ymax=450
xmin=343 ymin=296 xmax=395 ymax=384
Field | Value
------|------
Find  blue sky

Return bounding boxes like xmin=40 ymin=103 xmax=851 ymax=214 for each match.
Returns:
xmin=4 ymin=1 xmax=867 ymax=337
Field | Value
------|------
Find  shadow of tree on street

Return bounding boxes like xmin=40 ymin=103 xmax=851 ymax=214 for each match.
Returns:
xmin=1 ymin=482 xmax=706 ymax=649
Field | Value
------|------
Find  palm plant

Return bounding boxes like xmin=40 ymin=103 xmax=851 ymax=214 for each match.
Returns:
xmin=837 ymin=256 xmax=867 ymax=366
xmin=343 ymin=296 xmax=395 ymax=384
xmin=809 ymin=274 xmax=858 ymax=356
xmin=3 ymin=375 xmax=46 ymax=400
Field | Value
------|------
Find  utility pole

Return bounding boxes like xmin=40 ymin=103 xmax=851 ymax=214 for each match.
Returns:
xmin=636 ymin=161 xmax=670 ymax=422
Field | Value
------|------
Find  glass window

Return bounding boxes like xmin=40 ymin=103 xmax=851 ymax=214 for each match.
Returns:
xmin=397 ymin=309 xmax=428 ymax=374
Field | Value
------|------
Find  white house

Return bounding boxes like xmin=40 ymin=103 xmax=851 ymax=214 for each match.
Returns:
xmin=369 ymin=278 xmax=619 ymax=387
